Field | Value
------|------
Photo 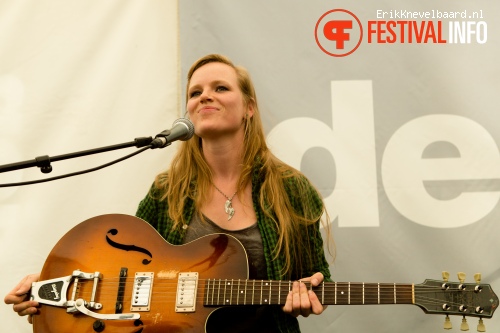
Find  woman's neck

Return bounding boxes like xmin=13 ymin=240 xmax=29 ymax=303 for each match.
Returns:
xmin=202 ymin=137 xmax=244 ymax=182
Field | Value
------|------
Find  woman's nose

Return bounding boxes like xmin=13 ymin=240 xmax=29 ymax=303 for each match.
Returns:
xmin=200 ymin=90 xmax=213 ymax=102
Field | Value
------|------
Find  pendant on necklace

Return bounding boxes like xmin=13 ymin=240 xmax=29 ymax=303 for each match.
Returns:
xmin=213 ymin=183 xmax=237 ymax=221
xmin=224 ymin=199 xmax=235 ymax=221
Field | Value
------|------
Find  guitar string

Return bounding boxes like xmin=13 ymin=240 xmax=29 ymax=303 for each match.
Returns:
xmin=71 ymin=281 xmax=477 ymax=292
xmin=69 ymin=280 xmax=483 ymax=308
xmin=71 ymin=278 xmax=479 ymax=294
xmin=70 ymin=294 xmax=479 ymax=312
xmin=73 ymin=279 xmax=478 ymax=296
xmin=70 ymin=292 xmax=479 ymax=312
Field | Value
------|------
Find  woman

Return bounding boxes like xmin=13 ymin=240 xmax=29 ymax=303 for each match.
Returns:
xmin=5 ymin=54 xmax=333 ymax=332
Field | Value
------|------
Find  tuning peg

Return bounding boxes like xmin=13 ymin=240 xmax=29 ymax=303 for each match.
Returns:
xmin=443 ymin=315 xmax=452 ymax=330
xmin=442 ymin=271 xmax=450 ymax=282
xmin=477 ymin=318 xmax=486 ymax=332
xmin=474 ymin=273 xmax=482 ymax=284
xmin=458 ymin=272 xmax=466 ymax=284
xmin=460 ymin=317 xmax=469 ymax=331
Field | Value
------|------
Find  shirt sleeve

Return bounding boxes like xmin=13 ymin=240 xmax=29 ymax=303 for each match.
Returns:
xmin=135 ymin=183 xmax=191 ymax=245
xmin=135 ymin=184 xmax=159 ymax=229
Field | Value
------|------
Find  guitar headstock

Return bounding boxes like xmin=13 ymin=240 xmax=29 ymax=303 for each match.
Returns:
xmin=415 ymin=272 xmax=498 ymax=331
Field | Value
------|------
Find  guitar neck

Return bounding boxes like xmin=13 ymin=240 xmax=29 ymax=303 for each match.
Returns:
xmin=204 ymin=280 xmax=413 ymax=306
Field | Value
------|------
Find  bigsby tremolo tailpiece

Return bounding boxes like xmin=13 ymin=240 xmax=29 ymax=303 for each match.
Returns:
xmin=30 ymin=269 xmax=139 ymax=320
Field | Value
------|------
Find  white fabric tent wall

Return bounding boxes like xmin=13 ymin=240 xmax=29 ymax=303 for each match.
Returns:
xmin=0 ymin=1 xmax=179 ymax=332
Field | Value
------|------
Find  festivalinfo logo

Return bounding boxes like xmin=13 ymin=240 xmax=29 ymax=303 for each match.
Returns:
xmin=315 ymin=8 xmax=488 ymax=57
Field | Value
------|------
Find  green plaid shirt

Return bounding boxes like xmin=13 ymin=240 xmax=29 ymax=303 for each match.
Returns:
xmin=136 ymin=163 xmax=331 ymax=333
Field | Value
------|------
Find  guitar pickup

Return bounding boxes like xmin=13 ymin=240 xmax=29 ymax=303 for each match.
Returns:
xmin=175 ymin=272 xmax=198 ymax=312
xmin=130 ymin=272 xmax=154 ymax=311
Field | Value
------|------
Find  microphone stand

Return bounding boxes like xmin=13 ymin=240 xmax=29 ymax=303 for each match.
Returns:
xmin=0 ymin=137 xmax=154 ymax=174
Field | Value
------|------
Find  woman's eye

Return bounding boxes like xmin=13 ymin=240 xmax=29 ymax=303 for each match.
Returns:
xmin=189 ymin=86 xmax=227 ymax=98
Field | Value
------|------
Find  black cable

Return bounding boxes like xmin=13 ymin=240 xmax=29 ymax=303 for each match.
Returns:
xmin=0 ymin=145 xmax=153 ymax=188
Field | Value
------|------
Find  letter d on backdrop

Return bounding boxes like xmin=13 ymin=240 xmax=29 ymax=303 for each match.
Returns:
xmin=267 ymin=81 xmax=379 ymax=227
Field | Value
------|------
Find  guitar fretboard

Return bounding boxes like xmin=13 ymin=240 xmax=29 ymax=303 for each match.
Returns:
xmin=204 ymin=280 xmax=414 ymax=306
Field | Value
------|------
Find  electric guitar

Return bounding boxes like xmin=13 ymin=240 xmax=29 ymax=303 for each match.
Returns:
xmin=30 ymin=214 xmax=498 ymax=332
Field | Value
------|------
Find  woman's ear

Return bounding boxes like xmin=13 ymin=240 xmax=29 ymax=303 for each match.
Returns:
xmin=246 ymin=99 xmax=255 ymax=119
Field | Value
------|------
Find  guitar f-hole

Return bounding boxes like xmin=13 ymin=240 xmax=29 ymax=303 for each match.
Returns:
xmin=106 ymin=228 xmax=153 ymax=265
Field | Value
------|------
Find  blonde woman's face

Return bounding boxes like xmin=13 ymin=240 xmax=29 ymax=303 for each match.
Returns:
xmin=186 ymin=62 xmax=254 ymax=140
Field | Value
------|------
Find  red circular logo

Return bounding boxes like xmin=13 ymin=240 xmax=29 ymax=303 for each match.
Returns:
xmin=315 ymin=9 xmax=363 ymax=57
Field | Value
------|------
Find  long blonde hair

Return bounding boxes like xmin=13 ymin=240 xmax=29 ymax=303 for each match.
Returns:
xmin=155 ymin=54 xmax=332 ymax=277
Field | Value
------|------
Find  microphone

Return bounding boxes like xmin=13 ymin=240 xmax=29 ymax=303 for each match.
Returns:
xmin=151 ymin=118 xmax=195 ymax=148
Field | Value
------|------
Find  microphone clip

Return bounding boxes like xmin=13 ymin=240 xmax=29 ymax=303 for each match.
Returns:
xmin=151 ymin=130 xmax=172 ymax=149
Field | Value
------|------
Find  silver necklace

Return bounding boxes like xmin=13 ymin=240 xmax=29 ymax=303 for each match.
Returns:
xmin=213 ymin=184 xmax=237 ymax=221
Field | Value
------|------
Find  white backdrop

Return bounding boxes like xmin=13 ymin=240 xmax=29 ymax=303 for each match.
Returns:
xmin=0 ymin=1 xmax=179 ymax=332
xmin=2 ymin=0 xmax=500 ymax=332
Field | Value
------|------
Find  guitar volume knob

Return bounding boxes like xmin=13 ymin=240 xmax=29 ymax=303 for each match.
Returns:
xmin=93 ymin=320 xmax=105 ymax=332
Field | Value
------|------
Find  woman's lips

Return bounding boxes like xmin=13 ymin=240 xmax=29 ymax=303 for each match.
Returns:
xmin=198 ymin=106 xmax=218 ymax=113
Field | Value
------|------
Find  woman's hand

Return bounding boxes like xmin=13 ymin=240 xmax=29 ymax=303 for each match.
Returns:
xmin=4 ymin=273 xmax=41 ymax=324
xmin=282 ymin=272 xmax=327 ymax=317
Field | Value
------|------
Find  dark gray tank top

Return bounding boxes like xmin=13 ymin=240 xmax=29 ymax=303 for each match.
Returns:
xmin=183 ymin=212 xmax=267 ymax=279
